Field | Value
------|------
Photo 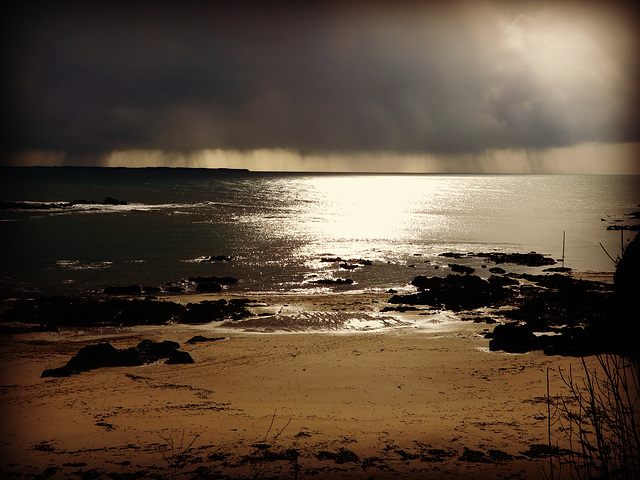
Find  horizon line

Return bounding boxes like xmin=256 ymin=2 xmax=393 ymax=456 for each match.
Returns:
xmin=1 ymin=165 xmax=638 ymax=176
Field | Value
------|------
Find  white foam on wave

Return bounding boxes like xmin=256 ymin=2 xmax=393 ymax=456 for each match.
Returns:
xmin=407 ymin=310 xmax=466 ymax=333
xmin=7 ymin=200 xmax=203 ymax=215
xmin=54 ymin=260 xmax=114 ymax=270
xmin=69 ymin=203 xmax=176 ymax=214
xmin=219 ymin=311 xmax=410 ymax=333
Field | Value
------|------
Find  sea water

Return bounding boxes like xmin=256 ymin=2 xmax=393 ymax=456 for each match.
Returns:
xmin=1 ymin=167 xmax=638 ymax=297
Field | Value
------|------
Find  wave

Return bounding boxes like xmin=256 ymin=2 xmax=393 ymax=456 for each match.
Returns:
xmin=220 ymin=311 xmax=409 ymax=333
xmin=184 ymin=255 xmax=233 ymax=263
xmin=1 ymin=199 xmax=203 ymax=215
xmin=54 ymin=260 xmax=114 ymax=270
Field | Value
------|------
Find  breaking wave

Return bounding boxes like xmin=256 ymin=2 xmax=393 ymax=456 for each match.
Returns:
xmin=220 ymin=311 xmax=410 ymax=333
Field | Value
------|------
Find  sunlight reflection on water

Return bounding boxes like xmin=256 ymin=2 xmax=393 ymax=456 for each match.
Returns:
xmin=298 ymin=175 xmax=449 ymax=241
xmin=239 ymin=174 xmax=639 ymax=277
xmin=2 ymin=170 xmax=638 ymax=295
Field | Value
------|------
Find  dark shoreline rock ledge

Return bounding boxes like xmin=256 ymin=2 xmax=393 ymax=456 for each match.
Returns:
xmin=2 ymin=296 xmax=253 ymax=328
xmin=486 ymin=272 xmax=618 ymax=356
xmin=438 ymin=251 xmax=556 ymax=267
xmin=389 ymin=274 xmax=512 ymax=311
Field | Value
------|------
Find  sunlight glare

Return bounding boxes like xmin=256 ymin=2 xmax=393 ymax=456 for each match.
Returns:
xmin=298 ymin=175 xmax=447 ymax=243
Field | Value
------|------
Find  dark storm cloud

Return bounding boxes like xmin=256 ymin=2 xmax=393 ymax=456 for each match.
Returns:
xmin=2 ymin=1 xmax=638 ymax=156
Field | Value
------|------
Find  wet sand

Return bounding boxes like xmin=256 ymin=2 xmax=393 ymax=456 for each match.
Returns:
xmin=0 ymin=292 xmax=597 ymax=479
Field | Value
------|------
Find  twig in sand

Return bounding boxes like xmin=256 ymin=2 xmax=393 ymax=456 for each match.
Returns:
xmin=545 ymin=355 xmax=640 ymax=480
xmin=245 ymin=410 xmax=295 ymax=480
xmin=159 ymin=430 xmax=200 ymax=480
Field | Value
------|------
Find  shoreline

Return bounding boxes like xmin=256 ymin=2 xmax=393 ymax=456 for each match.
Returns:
xmin=0 ymin=286 xmax=607 ymax=479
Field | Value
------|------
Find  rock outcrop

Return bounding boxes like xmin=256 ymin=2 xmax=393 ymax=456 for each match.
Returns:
xmin=41 ymin=340 xmax=193 ymax=377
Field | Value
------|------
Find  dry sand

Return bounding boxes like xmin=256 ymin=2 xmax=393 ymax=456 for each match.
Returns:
xmin=0 ymin=292 xmax=594 ymax=479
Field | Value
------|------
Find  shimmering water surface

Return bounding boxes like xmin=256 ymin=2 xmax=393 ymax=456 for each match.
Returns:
xmin=1 ymin=167 xmax=638 ymax=296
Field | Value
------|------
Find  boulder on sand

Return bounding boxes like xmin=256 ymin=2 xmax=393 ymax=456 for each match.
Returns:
xmin=487 ymin=323 xmax=537 ymax=354
xmin=41 ymin=340 xmax=191 ymax=377
xmin=166 ymin=351 xmax=195 ymax=364
xmin=186 ymin=335 xmax=226 ymax=344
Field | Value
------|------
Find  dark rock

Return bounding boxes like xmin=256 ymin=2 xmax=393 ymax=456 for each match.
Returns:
xmin=142 ymin=286 xmax=161 ymax=294
xmin=229 ymin=298 xmax=253 ymax=307
xmin=489 ymin=267 xmax=506 ymax=274
xmin=41 ymin=339 xmax=192 ymax=377
xmin=183 ymin=301 xmax=227 ymax=324
xmin=439 ymin=252 xmax=466 ymax=259
xmin=117 ymin=346 xmax=147 ymax=366
xmin=310 ymin=278 xmax=354 ymax=285
xmin=380 ymin=305 xmax=420 ymax=312
xmin=347 ymin=258 xmax=372 ymax=266
xmin=2 ymin=296 xmax=186 ymax=328
xmin=449 ymin=264 xmax=475 ymax=275
xmin=391 ymin=275 xmax=511 ymax=311
xmin=188 ymin=276 xmax=239 ymax=292
xmin=410 ymin=275 xmax=430 ymax=290
xmin=477 ymin=252 xmax=556 ymax=267
xmin=195 ymin=281 xmax=222 ymax=293
xmin=339 ymin=263 xmax=358 ymax=270
xmin=181 ymin=299 xmax=253 ymax=324
xmin=41 ymin=365 xmax=75 ymax=378
xmin=166 ymin=351 xmax=195 ymax=364
xmin=102 ymin=197 xmax=127 ymax=205
xmin=538 ymin=327 xmax=600 ymax=357
xmin=488 ymin=275 xmax=519 ymax=287
xmin=607 ymin=224 xmax=640 ymax=231
xmin=189 ymin=276 xmax=238 ymax=285
xmin=113 ymin=299 xmax=186 ymax=326
xmin=488 ymin=323 xmax=537 ymax=353
xmin=67 ymin=342 xmax=142 ymax=371
xmin=503 ymin=275 xmax=612 ymax=332
xmin=137 ymin=339 xmax=180 ymax=360
xmin=68 ymin=197 xmax=127 ymax=206
xmin=320 ymin=257 xmax=342 ymax=262
xmin=103 ymin=285 xmax=142 ymax=296
xmin=186 ymin=335 xmax=226 ymax=344
xmin=543 ymin=266 xmax=572 ymax=273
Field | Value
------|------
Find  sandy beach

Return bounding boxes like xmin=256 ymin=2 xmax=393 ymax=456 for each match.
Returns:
xmin=0 ymin=291 xmax=596 ymax=480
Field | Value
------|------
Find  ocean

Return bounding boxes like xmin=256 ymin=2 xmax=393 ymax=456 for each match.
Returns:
xmin=1 ymin=167 xmax=638 ymax=297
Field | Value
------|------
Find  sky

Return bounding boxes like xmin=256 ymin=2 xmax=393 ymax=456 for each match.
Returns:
xmin=2 ymin=0 xmax=639 ymax=173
